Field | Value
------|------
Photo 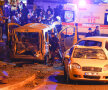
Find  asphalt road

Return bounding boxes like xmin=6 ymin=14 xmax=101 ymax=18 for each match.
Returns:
xmin=33 ymin=66 xmax=108 ymax=90
xmin=1 ymin=57 xmax=108 ymax=90
xmin=1 ymin=42 xmax=108 ymax=90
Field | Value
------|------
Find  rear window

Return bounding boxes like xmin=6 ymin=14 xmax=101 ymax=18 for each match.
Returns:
xmin=77 ymin=40 xmax=102 ymax=47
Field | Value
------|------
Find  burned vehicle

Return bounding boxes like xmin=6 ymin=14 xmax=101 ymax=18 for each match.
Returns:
xmin=8 ymin=23 xmax=56 ymax=63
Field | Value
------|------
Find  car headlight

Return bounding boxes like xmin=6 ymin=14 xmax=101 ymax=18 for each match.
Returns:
xmin=103 ymin=64 xmax=108 ymax=71
xmin=69 ymin=63 xmax=81 ymax=69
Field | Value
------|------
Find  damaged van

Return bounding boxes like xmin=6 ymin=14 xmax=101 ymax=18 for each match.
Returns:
xmin=8 ymin=23 xmax=56 ymax=63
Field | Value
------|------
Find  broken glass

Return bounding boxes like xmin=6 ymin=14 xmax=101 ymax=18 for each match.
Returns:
xmin=15 ymin=32 xmax=39 ymax=56
xmin=73 ymin=48 xmax=107 ymax=60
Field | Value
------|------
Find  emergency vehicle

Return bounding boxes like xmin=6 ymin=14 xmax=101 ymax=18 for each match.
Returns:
xmin=62 ymin=3 xmax=108 ymax=38
xmin=56 ymin=2 xmax=108 ymax=52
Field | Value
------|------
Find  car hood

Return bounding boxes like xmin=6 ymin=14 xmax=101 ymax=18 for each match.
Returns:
xmin=72 ymin=58 xmax=108 ymax=67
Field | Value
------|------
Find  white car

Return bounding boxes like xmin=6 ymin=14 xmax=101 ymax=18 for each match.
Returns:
xmin=76 ymin=36 xmax=108 ymax=53
xmin=64 ymin=45 xmax=108 ymax=83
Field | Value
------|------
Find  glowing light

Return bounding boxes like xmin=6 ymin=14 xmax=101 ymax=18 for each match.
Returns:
xmin=78 ymin=0 xmax=87 ymax=7
xmin=56 ymin=16 xmax=61 ymax=21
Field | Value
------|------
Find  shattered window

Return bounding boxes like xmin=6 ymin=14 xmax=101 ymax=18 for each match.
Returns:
xmin=73 ymin=48 xmax=107 ymax=60
xmin=15 ymin=32 xmax=39 ymax=55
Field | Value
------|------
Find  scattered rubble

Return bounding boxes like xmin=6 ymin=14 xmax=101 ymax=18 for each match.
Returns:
xmin=0 ymin=62 xmax=55 ymax=90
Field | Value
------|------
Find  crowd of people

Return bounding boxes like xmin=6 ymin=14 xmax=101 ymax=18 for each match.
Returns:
xmin=2 ymin=1 xmax=101 ymax=37
xmin=0 ymin=2 xmax=62 ymax=66
xmin=3 ymin=1 xmax=64 ymax=26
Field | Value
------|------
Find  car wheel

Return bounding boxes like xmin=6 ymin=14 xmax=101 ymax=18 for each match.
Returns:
xmin=45 ymin=55 xmax=49 ymax=65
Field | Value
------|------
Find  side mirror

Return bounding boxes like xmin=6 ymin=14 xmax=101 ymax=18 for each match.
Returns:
xmin=65 ymin=55 xmax=70 ymax=59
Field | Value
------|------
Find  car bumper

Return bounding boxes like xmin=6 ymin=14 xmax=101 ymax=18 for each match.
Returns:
xmin=69 ymin=68 xmax=108 ymax=82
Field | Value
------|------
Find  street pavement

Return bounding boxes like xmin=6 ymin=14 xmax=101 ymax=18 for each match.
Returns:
xmin=33 ymin=67 xmax=108 ymax=90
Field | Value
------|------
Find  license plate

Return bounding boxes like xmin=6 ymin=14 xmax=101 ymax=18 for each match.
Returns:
xmin=85 ymin=72 xmax=98 ymax=76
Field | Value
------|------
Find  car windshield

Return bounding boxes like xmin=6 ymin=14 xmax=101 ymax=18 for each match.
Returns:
xmin=15 ymin=32 xmax=39 ymax=55
xmin=73 ymin=48 xmax=107 ymax=60
xmin=77 ymin=40 xmax=102 ymax=47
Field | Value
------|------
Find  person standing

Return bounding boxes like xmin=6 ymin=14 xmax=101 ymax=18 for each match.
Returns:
xmin=49 ymin=33 xmax=59 ymax=66
xmin=93 ymin=26 xmax=100 ymax=36
xmin=46 ymin=10 xmax=53 ymax=25
xmin=20 ymin=4 xmax=29 ymax=25
xmin=85 ymin=28 xmax=93 ymax=37
xmin=46 ymin=6 xmax=53 ymax=14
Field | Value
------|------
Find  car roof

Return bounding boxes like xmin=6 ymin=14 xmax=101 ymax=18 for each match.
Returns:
xmin=14 ymin=23 xmax=52 ymax=33
xmin=79 ymin=36 xmax=108 ymax=42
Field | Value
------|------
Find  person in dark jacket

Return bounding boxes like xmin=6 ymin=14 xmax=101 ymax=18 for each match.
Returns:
xmin=49 ymin=33 xmax=59 ymax=52
xmin=46 ymin=6 xmax=53 ymax=14
xmin=49 ymin=33 xmax=59 ymax=66
xmin=85 ymin=28 xmax=93 ymax=37
xmin=20 ymin=4 xmax=29 ymax=25
xmin=93 ymin=26 xmax=100 ymax=36
xmin=46 ymin=10 xmax=53 ymax=25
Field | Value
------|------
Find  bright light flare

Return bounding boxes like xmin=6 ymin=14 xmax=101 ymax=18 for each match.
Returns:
xmin=78 ymin=0 xmax=87 ymax=8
